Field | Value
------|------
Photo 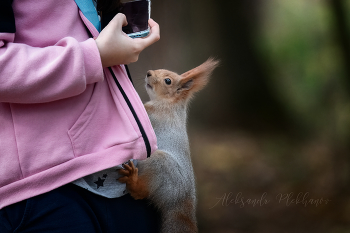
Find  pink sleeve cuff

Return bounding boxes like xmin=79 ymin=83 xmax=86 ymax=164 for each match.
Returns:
xmin=80 ymin=38 xmax=104 ymax=84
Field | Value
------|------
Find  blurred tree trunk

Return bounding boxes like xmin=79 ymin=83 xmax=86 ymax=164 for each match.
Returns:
xmin=210 ymin=0 xmax=292 ymax=132
xmin=329 ymin=0 xmax=350 ymax=86
xmin=328 ymin=0 xmax=350 ymax=195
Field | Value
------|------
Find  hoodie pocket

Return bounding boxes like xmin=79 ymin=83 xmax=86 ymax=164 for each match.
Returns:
xmin=68 ymin=80 xmax=139 ymax=157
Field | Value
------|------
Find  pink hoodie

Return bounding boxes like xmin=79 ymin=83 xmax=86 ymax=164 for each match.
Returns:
xmin=0 ymin=0 xmax=157 ymax=209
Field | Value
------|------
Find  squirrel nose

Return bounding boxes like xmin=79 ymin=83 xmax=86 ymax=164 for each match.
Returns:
xmin=147 ymin=70 xmax=153 ymax=77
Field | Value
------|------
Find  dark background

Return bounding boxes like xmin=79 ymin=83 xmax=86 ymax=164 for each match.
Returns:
xmin=128 ymin=0 xmax=350 ymax=232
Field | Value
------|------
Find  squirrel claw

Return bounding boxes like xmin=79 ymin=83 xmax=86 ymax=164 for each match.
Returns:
xmin=118 ymin=161 xmax=149 ymax=200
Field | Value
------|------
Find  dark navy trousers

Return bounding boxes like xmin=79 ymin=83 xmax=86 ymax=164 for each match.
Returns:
xmin=0 ymin=184 xmax=160 ymax=233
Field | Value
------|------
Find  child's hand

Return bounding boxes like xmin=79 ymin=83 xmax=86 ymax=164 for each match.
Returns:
xmin=95 ymin=13 xmax=160 ymax=67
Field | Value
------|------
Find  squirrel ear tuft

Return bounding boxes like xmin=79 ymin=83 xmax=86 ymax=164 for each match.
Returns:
xmin=180 ymin=58 xmax=220 ymax=93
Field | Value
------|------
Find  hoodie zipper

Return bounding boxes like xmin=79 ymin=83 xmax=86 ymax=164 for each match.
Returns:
xmin=108 ymin=67 xmax=151 ymax=158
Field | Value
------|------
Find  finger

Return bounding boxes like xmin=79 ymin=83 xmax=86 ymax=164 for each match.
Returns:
xmin=148 ymin=18 xmax=157 ymax=28
xmin=136 ymin=19 xmax=160 ymax=47
xmin=118 ymin=169 xmax=130 ymax=176
xmin=147 ymin=19 xmax=160 ymax=43
xmin=123 ymin=163 xmax=132 ymax=171
xmin=129 ymin=160 xmax=136 ymax=170
xmin=118 ymin=177 xmax=128 ymax=183
xmin=111 ymin=13 xmax=128 ymax=29
xmin=148 ymin=19 xmax=160 ymax=36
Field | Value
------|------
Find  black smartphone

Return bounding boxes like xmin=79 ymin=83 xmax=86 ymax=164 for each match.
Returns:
xmin=119 ymin=0 xmax=151 ymax=38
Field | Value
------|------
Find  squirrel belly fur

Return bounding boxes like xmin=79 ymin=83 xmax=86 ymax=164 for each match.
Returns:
xmin=118 ymin=58 xmax=219 ymax=233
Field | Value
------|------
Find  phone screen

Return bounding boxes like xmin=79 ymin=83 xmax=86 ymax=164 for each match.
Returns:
xmin=119 ymin=0 xmax=150 ymax=35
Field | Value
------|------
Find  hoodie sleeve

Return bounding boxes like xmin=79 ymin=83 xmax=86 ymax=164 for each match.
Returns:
xmin=0 ymin=0 xmax=104 ymax=104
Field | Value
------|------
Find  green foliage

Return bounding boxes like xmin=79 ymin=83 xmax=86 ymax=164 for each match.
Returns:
xmin=257 ymin=0 xmax=350 ymax=138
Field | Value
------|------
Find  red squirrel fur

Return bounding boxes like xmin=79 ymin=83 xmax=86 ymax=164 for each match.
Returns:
xmin=118 ymin=58 xmax=219 ymax=233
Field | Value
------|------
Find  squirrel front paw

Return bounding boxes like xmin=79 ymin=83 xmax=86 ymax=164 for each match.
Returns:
xmin=118 ymin=160 xmax=149 ymax=200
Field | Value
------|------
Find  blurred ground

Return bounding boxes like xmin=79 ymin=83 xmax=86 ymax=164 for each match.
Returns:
xmin=190 ymin=128 xmax=350 ymax=233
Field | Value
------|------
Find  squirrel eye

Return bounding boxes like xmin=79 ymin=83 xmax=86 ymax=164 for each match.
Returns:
xmin=164 ymin=78 xmax=172 ymax=85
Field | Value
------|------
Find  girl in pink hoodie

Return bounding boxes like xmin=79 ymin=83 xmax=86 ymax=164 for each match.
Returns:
xmin=0 ymin=0 xmax=160 ymax=232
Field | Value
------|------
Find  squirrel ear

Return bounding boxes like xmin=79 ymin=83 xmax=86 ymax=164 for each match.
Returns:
xmin=180 ymin=58 xmax=219 ymax=93
xmin=180 ymin=79 xmax=194 ymax=90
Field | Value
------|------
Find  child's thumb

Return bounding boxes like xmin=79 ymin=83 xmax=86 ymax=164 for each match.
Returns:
xmin=111 ymin=13 xmax=128 ymax=29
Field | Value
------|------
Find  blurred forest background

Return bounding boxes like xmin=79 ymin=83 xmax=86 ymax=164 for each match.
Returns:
xmin=128 ymin=0 xmax=350 ymax=232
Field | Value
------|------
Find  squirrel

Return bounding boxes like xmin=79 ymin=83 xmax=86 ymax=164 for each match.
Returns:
xmin=118 ymin=58 xmax=219 ymax=233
